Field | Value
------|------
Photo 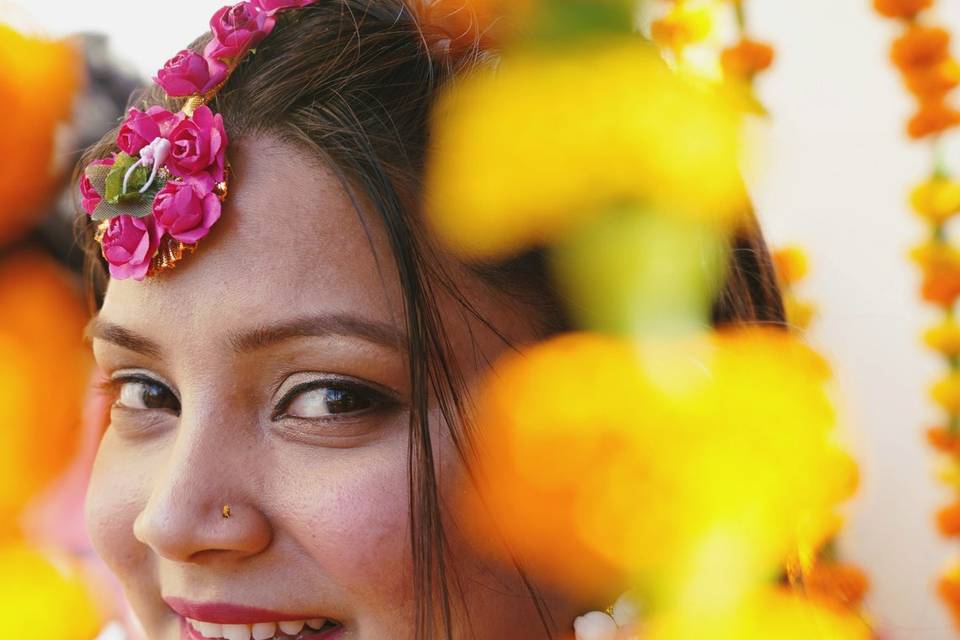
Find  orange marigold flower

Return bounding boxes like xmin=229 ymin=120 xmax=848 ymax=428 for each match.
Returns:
xmin=0 ymin=25 xmax=82 ymax=245
xmin=908 ymin=100 xmax=960 ymax=139
xmin=921 ymin=267 xmax=960 ymax=307
xmin=938 ymin=562 xmax=960 ymax=631
xmin=927 ymin=426 xmax=960 ymax=454
xmin=911 ymin=241 xmax=960 ymax=306
xmin=721 ymin=38 xmax=776 ymax=78
xmin=804 ymin=562 xmax=871 ymax=608
xmin=873 ymin=0 xmax=933 ymax=19
xmin=904 ymin=59 xmax=960 ymax=101
xmin=937 ymin=501 xmax=960 ymax=536
xmin=891 ymin=26 xmax=951 ymax=74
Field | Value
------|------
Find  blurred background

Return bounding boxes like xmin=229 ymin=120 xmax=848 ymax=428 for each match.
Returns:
xmin=1 ymin=0 xmax=958 ymax=637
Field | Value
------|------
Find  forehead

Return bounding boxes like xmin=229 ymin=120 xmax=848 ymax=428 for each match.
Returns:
xmin=99 ymin=134 xmax=401 ymax=334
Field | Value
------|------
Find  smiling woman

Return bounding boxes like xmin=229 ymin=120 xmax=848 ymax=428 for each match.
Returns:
xmin=74 ymin=2 xmax=786 ymax=640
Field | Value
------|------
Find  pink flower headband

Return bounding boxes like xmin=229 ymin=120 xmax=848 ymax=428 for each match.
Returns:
xmin=79 ymin=0 xmax=317 ymax=280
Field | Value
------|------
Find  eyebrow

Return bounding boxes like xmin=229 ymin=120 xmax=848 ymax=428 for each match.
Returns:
xmin=84 ymin=313 xmax=406 ymax=357
xmin=84 ymin=317 xmax=164 ymax=359
xmin=229 ymin=314 xmax=405 ymax=353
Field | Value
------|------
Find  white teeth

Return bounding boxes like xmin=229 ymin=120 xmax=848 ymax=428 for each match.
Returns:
xmin=187 ymin=617 xmax=327 ymax=639
xmin=278 ymin=620 xmax=306 ymax=635
xmin=251 ymin=622 xmax=277 ymax=640
xmin=222 ymin=623 xmax=252 ymax=640
xmin=188 ymin=619 xmax=224 ymax=639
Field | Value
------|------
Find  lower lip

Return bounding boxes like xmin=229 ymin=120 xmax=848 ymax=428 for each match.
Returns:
xmin=180 ymin=617 xmax=345 ymax=640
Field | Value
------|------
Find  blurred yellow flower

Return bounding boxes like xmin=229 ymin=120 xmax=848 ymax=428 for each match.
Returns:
xmin=931 ymin=372 xmax=960 ymax=414
xmin=772 ymin=245 xmax=810 ymax=288
xmin=935 ymin=453 xmax=960 ymax=489
xmin=425 ymin=39 xmax=746 ymax=259
xmin=460 ymin=328 xmax=857 ymax=602
xmin=910 ymin=177 xmax=960 ymax=224
xmin=550 ymin=207 xmax=728 ymax=335
xmin=0 ymin=542 xmax=102 ymax=638
xmin=924 ymin=319 xmax=960 ymax=357
xmin=651 ymin=3 xmax=714 ymax=51
xmin=784 ymin=296 xmax=817 ymax=332
xmin=645 ymin=589 xmax=870 ymax=640
xmin=910 ymin=240 xmax=960 ymax=269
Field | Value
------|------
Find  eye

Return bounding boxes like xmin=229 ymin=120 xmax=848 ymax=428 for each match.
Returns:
xmin=112 ymin=375 xmax=180 ymax=413
xmin=274 ymin=378 xmax=393 ymax=420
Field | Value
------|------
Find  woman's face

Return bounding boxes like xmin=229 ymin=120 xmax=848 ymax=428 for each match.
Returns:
xmin=85 ymin=134 xmax=569 ymax=640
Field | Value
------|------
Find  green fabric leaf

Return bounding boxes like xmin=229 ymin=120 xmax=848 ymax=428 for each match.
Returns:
xmin=90 ymin=202 xmax=114 ymax=221
xmin=89 ymin=152 xmax=167 ymax=220
xmin=84 ymin=164 xmax=111 ymax=199
xmin=91 ymin=197 xmax=155 ymax=221
xmin=104 ymin=153 xmax=151 ymax=204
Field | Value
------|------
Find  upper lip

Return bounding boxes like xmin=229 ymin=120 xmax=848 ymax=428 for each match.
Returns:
xmin=164 ymin=597 xmax=326 ymax=624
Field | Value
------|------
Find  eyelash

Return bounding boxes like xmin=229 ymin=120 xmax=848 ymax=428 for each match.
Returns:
xmin=271 ymin=376 xmax=398 ymax=421
xmin=98 ymin=374 xmax=181 ymax=414
xmin=97 ymin=373 xmax=396 ymax=421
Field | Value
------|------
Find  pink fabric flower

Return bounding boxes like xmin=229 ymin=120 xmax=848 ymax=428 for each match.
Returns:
xmin=79 ymin=156 xmax=115 ymax=215
xmin=152 ymin=176 xmax=222 ymax=243
xmin=155 ymin=49 xmax=228 ymax=97
xmin=165 ymin=105 xmax=228 ymax=180
xmin=101 ymin=214 xmax=162 ymax=281
xmin=116 ymin=106 xmax=178 ymax=156
xmin=206 ymin=2 xmax=276 ymax=61
xmin=252 ymin=0 xmax=315 ymax=14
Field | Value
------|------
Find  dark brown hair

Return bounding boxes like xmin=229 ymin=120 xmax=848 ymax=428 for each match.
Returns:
xmin=76 ymin=2 xmax=786 ymax=638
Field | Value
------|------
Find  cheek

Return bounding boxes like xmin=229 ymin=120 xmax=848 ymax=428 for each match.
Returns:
xmin=277 ymin=442 xmax=413 ymax=600
xmin=84 ymin=432 xmax=153 ymax=588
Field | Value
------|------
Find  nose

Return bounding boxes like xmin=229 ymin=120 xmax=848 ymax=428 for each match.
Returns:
xmin=133 ymin=407 xmax=273 ymax=564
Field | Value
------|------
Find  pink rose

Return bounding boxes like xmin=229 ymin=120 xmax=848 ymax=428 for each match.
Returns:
xmin=101 ymin=214 xmax=162 ymax=281
xmin=79 ymin=156 xmax=115 ymax=215
xmin=116 ymin=106 xmax=178 ymax=156
xmin=251 ymin=0 xmax=315 ymax=14
xmin=165 ymin=105 xmax=228 ymax=180
xmin=154 ymin=49 xmax=228 ymax=97
xmin=152 ymin=176 xmax=222 ymax=244
xmin=206 ymin=2 xmax=276 ymax=61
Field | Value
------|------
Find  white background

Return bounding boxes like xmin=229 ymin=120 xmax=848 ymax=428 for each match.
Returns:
xmin=7 ymin=0 xmax=960 ymax=637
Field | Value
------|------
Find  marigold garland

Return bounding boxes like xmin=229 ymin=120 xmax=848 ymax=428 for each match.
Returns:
xmin=874 ymin=0 xmax=960 ymax=629
xmin=425 ymin=2 xmax=868 ymax=639
xmin=772 ymin=245 xmax=817 ymax=332
xmin=655 ymin=0 xmax=876 ymax=627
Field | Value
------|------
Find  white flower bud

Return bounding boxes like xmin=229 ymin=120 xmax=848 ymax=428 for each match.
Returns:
xmin=574 ymin=611 xmax=619 ymax=640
